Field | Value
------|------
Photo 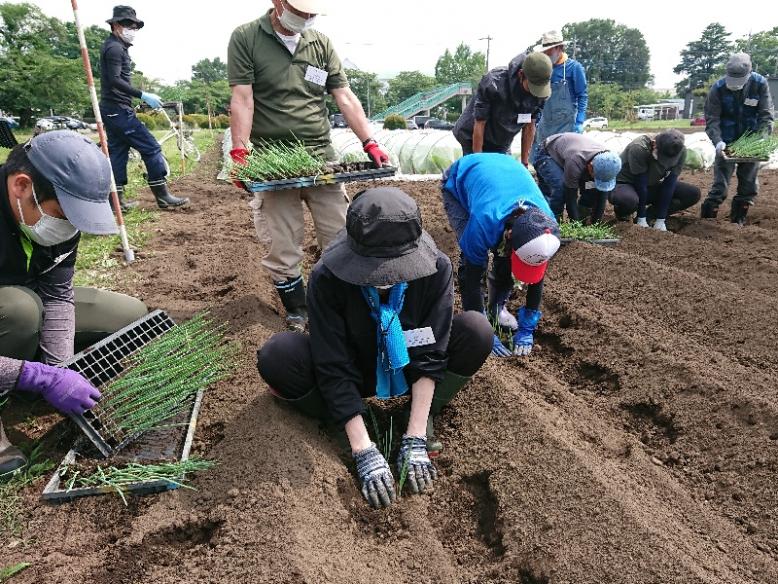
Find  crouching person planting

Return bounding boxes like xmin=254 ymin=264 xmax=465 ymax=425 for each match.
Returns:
xmin=1 ymin=131 xmax=147 ymax=477
xmin=257 ymin=187 xmax=493 ymax=508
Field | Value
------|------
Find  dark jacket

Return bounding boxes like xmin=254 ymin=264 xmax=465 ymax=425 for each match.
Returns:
xmin=307 ymin=251 xmax=454 ymax=425
xmin=0 ymin=166 xmax=79 ymax=288
xmin=453 ymin=53 xmax=545 ymax=153
xmin=100 ymin=34 xmax=142 ymax=109
xmin=705 ymin=73 xmax=774 ymax=145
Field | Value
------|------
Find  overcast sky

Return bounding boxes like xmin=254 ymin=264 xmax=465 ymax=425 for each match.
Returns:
xmin=32 ymin=1 xmax=774 ymax=90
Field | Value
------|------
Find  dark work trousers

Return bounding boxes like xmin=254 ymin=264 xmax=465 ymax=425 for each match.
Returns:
xmin=610 ymin=180 xmax=701 ymax=219
xmin=100 ymin=103 xmax=168 ymax=186
xmin=257 ymin=311 xmax=494 ymax=418
xmin=704 ymin=156 xmax=759 ymax=208
xmin=442 ymin=188 xmax=543 ymax=314
xmin=458 ymin=141 xmax=510 ymax=156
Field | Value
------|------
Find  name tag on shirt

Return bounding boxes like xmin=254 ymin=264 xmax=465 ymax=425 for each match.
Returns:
xmin=744 ymin=98 xmax=758 ymax=107
xmin=584 ymin=181 xmax=596 ymax=191
xmin=404 ymin=327 xmax=436 ymax=348
xmin=517 ymin=113 xmax=532 ymax=124
xmin=304 ymin=65 xmax=328 ymax=86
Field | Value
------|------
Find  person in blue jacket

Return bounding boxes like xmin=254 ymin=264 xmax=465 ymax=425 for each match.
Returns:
xmin=701 ymin=53 xmax=774 ymax=224
xmin=442 ymin=153 xmax=561 ymax=357
xmin=530 ymin=30 xmax=588 ymax=165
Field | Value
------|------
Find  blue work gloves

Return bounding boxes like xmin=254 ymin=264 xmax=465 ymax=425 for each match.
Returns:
xmin=513 ymin=307 xmax=542 ymax=357
xmin=575 ymin=122 xmax=584 ymax=133
xmin=141 ymin=91 xmax=163 ymax=109
xmin=715 ymin=141 xmax=726 ymax=155
xmin=492 ymin=334 xmax=512 ymax=357
xmin=397 ymin=435 xmax=437 ymax=494
xmin=353 ymin=442 xmax=396 ymax=508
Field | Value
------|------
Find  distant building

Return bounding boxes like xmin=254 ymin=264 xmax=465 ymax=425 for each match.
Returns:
xmin=634 ymin=103 xmax=682 ymax=120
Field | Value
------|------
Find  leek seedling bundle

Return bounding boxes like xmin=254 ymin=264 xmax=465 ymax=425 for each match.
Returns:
xmin=62 ymin=458 xmax=215 ymax=504
xmin=92 ymin=313 xmax=237 ymax=441
xmin=559 ymin=221 xmax=617 ymax=240
xmin=231 ymin=139 xmax=326 ymax=182
xmin=726 ymin=132 xmax=778 ymax=160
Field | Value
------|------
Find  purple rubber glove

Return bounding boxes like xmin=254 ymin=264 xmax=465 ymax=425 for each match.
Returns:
xmin=14 ymin=361 xmax=101 ymax=416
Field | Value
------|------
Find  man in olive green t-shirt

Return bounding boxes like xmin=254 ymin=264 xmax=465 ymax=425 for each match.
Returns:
xmin=228 ymin=0 xmax=389 ymax=331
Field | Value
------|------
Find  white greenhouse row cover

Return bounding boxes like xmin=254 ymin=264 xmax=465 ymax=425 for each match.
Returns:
xmin=220 ymin=127 xmax=778 ymax=181
xmin=332 ymin=127 xmax=778 ymax=174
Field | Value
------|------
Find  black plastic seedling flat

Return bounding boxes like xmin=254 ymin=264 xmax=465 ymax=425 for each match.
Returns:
xmin=61 ymin=309 xmax=176 ymax=457
xmin=722 ymin=152 xmax=769 ymax=164
xmin=244 ymin=165 xmax=397 ymax=192
xmin=42 ymin=390 xmax=204 ymax=502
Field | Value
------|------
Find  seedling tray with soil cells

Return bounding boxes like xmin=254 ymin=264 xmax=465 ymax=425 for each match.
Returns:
xmin=41 ymin=310 xmax=232 ymax=502
xmin=722 ymin=132 xmax=778 ymax=163
xmin=233 ymin=139 xmax=397 ymax=192
xmin=243 ymin=162 xmax=397 ymax=193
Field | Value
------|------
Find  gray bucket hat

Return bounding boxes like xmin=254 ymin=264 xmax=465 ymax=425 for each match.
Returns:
xmin=321 ymin=187 xmax=439 ymax=286
xmin=25 ymin=130 xmax=117 ymax=235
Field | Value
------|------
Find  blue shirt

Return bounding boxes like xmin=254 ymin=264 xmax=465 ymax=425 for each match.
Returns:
xmin=443 ymin=153 xmax=555 ymax=267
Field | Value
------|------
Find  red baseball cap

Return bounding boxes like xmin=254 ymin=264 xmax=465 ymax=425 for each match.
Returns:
xmin=510 ymin=207 xmax=561 ymax=284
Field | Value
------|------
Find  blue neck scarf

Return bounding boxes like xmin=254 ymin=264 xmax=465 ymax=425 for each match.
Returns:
xmin=361 ymin=283 xmax=410 ymax=400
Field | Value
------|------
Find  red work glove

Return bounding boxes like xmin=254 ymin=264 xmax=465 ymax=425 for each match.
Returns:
xmin=363 ymin=139 xmax=390 ymax=168
xmin=230 ymin=148 xmax=250 ymax=191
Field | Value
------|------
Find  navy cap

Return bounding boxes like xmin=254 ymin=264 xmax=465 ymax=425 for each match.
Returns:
xmin=510 ymin=207 xmax=560 ymax=284
xmin=26 ymin=130 xmax=117 ymax=235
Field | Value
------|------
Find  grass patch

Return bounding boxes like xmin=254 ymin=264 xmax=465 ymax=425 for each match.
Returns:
xmin=559 ymin=221 xmax=617 ymax=240
xmin=0 ymin=442 xmax=54 ymax=538
xmin=73 ymin=207 xmax=157 ymax=288
xmin=0 ymin=563 xmax=30 ymax=582
xmin=607 ymin=119 xmax=692 ymax=131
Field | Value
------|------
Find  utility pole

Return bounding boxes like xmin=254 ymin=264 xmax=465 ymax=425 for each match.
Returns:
xmin=479 ymin=35 xmax=493 ymax=72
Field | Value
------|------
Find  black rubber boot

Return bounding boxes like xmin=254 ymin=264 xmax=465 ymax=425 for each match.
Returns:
xmin=275 ymin=276 xmax=308 ymax=332
xmin=0 ymin=421 xmax=27 ymax=479
xmin=426 ymin=371 xmax=472 ymax=457
xmin=730 ymin=200 xmax=752 ymax=226
xmin=111 ymin=185 xmax=138 ymax=213
xmin=149 ymin=182 xmax=189 ymax=209
xmin=701 ymin=200 xmax=719 ymax=219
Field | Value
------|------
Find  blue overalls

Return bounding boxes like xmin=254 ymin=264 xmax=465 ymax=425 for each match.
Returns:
xmin=530 ymin=61 xmax=577 ymax=214
xmin=530 ymin=60 xmax=577 ymax=164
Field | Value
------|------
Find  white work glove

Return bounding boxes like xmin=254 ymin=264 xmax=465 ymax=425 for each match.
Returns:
xmin=715 ymin=141 xmax=726 ymax=154
xmin=653 ymin=218 xmax=667 ymax=231
xmin=497 ymin=306 xmax=518 ymax=331
xmin=636 ymin=216 xmax=649 ymax=228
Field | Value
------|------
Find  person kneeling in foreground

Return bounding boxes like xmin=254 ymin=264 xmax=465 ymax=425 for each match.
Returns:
xmin=1 ymin=131 xmax=147 ymax=476
xmin=442 ymin=153 xmax=561 ymax=358
xmin=257 ymin=187 xmax=493 ymax=508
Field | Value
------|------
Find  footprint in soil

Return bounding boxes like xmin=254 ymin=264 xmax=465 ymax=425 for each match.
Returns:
xmin=570 ymin=362 xmax=620 ymax=395
xmin=622 ymin=401 xmax=680 ymax=449
xmin=431 ymin=471 xmax=506 ymax=566
xmin=142 ymin=516 xmax=225 ymax=548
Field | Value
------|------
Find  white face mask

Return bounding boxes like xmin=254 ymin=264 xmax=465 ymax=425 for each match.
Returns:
xmin=17 ymin=186 xmax=79 ymax=246
xmin=278 ymin=5 xmax=316 ymax=33
xmin=547 ymin=48 xmax=562 ymax=64
xmin=119 ymin=28 xmax=137 ymax=44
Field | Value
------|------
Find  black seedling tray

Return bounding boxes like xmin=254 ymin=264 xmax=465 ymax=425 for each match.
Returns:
xmin=41 ymin=389 xmax=204 ymax=503
xmin=244 ymin=165 xmax=397 ymax=192
xmin=722 ymin=152 xmax=768 ymax=163
xmin=61 ymin=309 xmax=176 ymax=457
xmin=560 ymin=237 xmax=621 ymax=247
